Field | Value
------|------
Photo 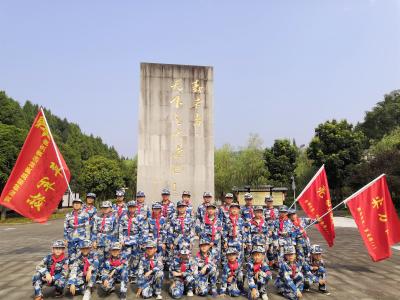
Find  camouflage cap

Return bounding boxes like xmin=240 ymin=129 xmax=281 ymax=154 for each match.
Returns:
xmin=310 ymin=244 xmax=323 ymax=254
xmin=288 ymin=209 xmax=296 ymax=215
xmin=101 ymin=200 xmax=112 ymax=208
xmin=86 ymin=192 xmax=96 ymax=199
xmin=279 ymin=205 xmax=289 ymax=213
xmin=177 ymin=200 xmax=187 ymax=207
xmin=127 ymin=200 xmax=137 ymax=207
xmin=251 ymin=245 xmax=265 ymax=254
xmin=136 ymin=190 xmax=145 ymax=197
xmin=226 ymin=247 xmax=239 ymax=255
xmin=52 ymin=240 xmax=66 ymax=248
xmin=72 ymin=198 xmax=83 ymax=204
xmin=180 ymin=248 xmax=191 ymax=255
xmin=229 ymin=203 xmax=241 ymax=209
xmin=110 ymin=242 xmax=122 ymax=250
xmin=203 ymin=191 xmax=213 ymax=197
xmin=199 ymin=236 xmax=211 ymax=245
xmin=152 ymin=203 xmax=162 ymax=210
xmin=116 ymin=190 xmax=125 ymax=197
xmin=182 ymin=191 xmax=191 ymax=196
xmin=206 ymin=203 xmax=217 ymax=209
xmin=79 ymin=239 xmax=92 ymax=249
xmin=254 ymin=205 xmax=264 ymax=211
xmin=284 ymin=245 xmax=296 ymax=255
xmin=146 ymin=240 xmax=157 ymax=248
xmin=265 ymin=195 xmax=273 ymax=202
xmin=225 ymin=193 xmax=234 ymax=198
xmin=161 ymin=188 xmax=170 ymax=195
xmin=244 ymin=193 xmax=253 ymax=200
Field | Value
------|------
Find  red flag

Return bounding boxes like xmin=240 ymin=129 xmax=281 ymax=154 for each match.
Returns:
xmin=346 ymin=175 xmax=400 ymax=262
xmin=297 ymin=165 xmax=335 ymax=247
xmin=0 ymin=109 xmax=70 ymax=223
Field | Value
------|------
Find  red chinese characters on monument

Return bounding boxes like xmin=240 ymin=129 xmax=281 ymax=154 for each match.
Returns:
xmin=0 ymin=110 xmax=70 ymax=223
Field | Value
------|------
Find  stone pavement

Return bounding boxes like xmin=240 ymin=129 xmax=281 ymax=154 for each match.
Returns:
xmin=0 ymin=218 xmax=399 ymax=300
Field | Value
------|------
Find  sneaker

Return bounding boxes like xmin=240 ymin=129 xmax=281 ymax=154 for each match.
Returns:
xmin=187 ymin=290 xmax=194 ymax=297
xmin=120 ymin=292 xmax=127 ymax=300
xmin=211 ymin=289 xmax=218 ymax=297
xmin=261 ymin=293 xmax=269 ymax=300
xmin=156 ymin=295 xmax=163 ymax=300
xmin=83 ymin=289 xmax=92 ymax=300
xmin=129 ymin=277 xmax=137 ymax=284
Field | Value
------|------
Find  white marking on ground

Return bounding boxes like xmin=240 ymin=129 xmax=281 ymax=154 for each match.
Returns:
xmin=3 ymin=228 xmax=16 ymax=231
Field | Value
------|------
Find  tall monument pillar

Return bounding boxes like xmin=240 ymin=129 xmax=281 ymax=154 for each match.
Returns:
xmin=137 ymin=63 xmax=214 ymax=207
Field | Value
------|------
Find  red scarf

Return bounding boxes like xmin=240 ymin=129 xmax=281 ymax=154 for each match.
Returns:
xmin=137 ymin=204 xmax=142 ymax=214
xmin=100 ymin=214 xmax=107 ymax=233
xmin=127 ymin=214 xmax=134 ymax=235
xmin=292 ymin=217 xmax=307 ymax=238
xmin=204 ymin=213 xmax=217 ymax=241
xmin=50 ymin=254 xmax=65 ymax=276
xmin=145 ymin=254 xmax=155 ymax=269
xmin=178 ymin=215 xmax=185 ymax=234
xmin=253 ymin=262 xmax=262 ymax=274
xmin=110 ymin=257 xmax=122 ymax=267
xmin=228 ymin=260 xmax=238 ymax=277
xmin=73 ymin=210 xmax=79 ymax=228
xmin=229 ymin=215 xmax=239 ymax=238
xmin=83 ymin=256 xmax=90 ymax=276
xmin=180 ymin=260 xmax=187 ymax=273
xmin=252 ymin=218 xmax=264 ymax=233
xmin=279 ymin=215 xmax=288 ymax=233
xmin=162 ymin=201 xmax=169 ymax=217
xmin=290 ymin=263 xmax=297 ymax=278
xmin=117 ymin=205 xmax=123 ymax=217
xmin=152 ymin=212 xmax=161 ymax=238
xmin=268 ymin=207 xmax=275 ymax=219
xmin=197 ymin=252 xmax=209 ymax=265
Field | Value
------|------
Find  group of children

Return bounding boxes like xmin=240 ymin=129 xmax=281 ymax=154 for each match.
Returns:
xmin=33 ymin=189 xmax=329 ymax=300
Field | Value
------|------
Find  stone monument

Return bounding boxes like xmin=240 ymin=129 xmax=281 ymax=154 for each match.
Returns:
xmin=137 ymin=63 xmax=214 ymax=207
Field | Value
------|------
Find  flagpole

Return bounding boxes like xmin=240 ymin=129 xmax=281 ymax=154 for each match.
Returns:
xmin=303 ymin=173 xmax=386 ymax=231
xmin=288 ymin=164 xmax=324 ymax=209
xmin=40 ymin=107 xmax=73 ymax=196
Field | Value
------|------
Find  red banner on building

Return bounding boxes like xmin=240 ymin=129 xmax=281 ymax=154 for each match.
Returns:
xmin=346 ymin=175 xmax=400 ymax=262
xmin=0 ymin=109 xmax=70 ymax=223
xmin=297 ymin=165 xmax=335 ymax=247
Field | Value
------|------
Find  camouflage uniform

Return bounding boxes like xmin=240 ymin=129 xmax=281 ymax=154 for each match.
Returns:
xmin=113 ymin=189 xmax=127 ymax=223
xmin=195 ymin=191 xmax=213 ymax=222
xmin=83 ymin=192 xmax=97 ymax=234
xmin=289 ymin=210 xmax=314 ymax=261
xmin=193 ymin=238 xmax=218 ymax=296
xmin=169 ymin=249 xmax=196 ymax=299
xmin=92 ymin=201 xmax=118 ymax=271
xmin=222 ymin=204 xmax=248 ymax=264
xmin=136 ymin=190 xmax=151 ymax=220
xmin=148 ymin=203 xmax=169 ymax=258
xmin=274 ymin=206 xmax=295 ymax=259
xmin=275 ymin=246 xmax=305 ymax=300
xmin=119 ymin=201 xmax=149 ymax=279
xmin=195 ymin=203 xmax=223 ymax=262
xmin=303 ymin=245 xmax=328 ymax=293
xmin=182 ymin=191 xmax=195 ymax=218
xmin=264 ymin=199 xmax=279 ymax=265
xmin=220 ymin=248 xmax=244 ymax=297
xmin=32 ymin=240 xmax=69 ymax=298
xmin=160 ymin=188 xmax=176 ymax=221
xmin=247 ymin=246 xmax=272 ymax=300
xmin=67 ymin=240 xmax=99 ymax=295
xmin=64 ymin=199 xmax=90 ymax=260
xmin=246 ymin=210 xmax=272 ymax=254
xmin=219 ymin=193 xmax=234 ymax=222
xmin=100 ymin=242 xmax=128 ymax=299
xmin=137 ymin=241 xmax=164 ymax=299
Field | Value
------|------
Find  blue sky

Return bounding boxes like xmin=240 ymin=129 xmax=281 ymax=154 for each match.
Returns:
xmin=1 ymin=0 xmax=399 ymax=158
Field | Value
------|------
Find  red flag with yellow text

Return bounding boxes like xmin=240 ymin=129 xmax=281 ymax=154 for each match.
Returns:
xmin=346 ymin=175 xmax=400 ymax=262
xmin=0 ymin=110 xmax=70 ymax=223
xmin=297 ymin=165 xmax=335 ymax=247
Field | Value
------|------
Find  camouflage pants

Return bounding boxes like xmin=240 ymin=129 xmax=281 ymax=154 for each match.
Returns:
xmin=220 ymin=272 xmax=244 ymax=297
xmin=101 ymin=267 xmax=128 ymax=294
xmin=275 ymin=272 xmax=304 ymax=300
xmin=139 ymin=270 xmax=164 ymax=298
xmin=123 ymin=244 xmax=142 ymax=278
xmin=194 ymin=265 xmax=218 ymax=296
xmin=170 ymin=276 xmax=195 ymax=299
xmin=32 ymin=272 xmax=65 ymax=297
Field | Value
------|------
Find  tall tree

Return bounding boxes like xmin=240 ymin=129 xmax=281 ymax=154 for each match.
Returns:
xmin=307 ymin=119 xmax=365 ymax=202
xmin=214 ymin=144 xmax=236 ymax=200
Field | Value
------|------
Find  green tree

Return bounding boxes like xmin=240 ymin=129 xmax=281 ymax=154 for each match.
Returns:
xmin=264 ymin=139 xmax=298 ymax=186
xmin=121 ymin=156 xmax=138 ymax=199
xmin=307 ymin=119 xmax=365 ymax=202
xmin=356 ymin=90 xmax=400 ymax=143
xmin=214 ymin=144 xmax=236 ymax=200
xmin=78 ymin=156 xmax=124 ymax=200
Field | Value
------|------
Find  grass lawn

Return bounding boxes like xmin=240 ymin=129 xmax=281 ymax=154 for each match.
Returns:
xmin=0 ymin=208 xmax=72 ymax=224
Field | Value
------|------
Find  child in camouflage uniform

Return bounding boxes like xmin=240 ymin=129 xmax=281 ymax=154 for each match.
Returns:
xmin=304 ymin=244 xmax=329 ymax=294
xmin=247 ymin=245 xmax=272 ymax=300
xmin=32 ymin=240 xmax=69 ymax=300
xmin=219 ymin=247 xmax=244 ymax=297
xmin=169 ymin=248 xmax=196 ymax=299
xmin=68 ymin=239 xmax=99 ymax=300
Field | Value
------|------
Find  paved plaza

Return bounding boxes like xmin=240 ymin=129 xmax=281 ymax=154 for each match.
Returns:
xmin=0 ymin=217 xmax=399 ymax=300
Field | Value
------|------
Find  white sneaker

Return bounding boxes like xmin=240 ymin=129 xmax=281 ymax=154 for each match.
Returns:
xmin=187 ymin=290 xmax=194 ymax=297
xmin=261 ymin=293 xmax=269 ymax=300
xmin=82 ymin=289 xmax=91 ymax=300
xmin=156 ymin=295 xmax=163 ymax=300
